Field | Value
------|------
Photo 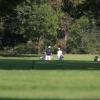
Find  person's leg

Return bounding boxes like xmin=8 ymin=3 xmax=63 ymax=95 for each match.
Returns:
xmin=45 ymin=55 xmax=48 ymax=60
xmin=57 ymin=56 xmax=60 ymax=60
xmin=46 ymin=56 xmax=50 ymax=60
xmin=48 ymin=56 xmax=51 ymax=60
xmin=59 ymin=55 xmax=63 ymax=60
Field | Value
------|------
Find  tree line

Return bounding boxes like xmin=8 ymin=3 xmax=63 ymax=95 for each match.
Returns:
xmin=0 ymin=0 xmax=100 ymax=54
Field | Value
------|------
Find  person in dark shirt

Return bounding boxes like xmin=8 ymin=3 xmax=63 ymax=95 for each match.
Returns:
xmin=45 ymin=46 xmax=52 ymax=60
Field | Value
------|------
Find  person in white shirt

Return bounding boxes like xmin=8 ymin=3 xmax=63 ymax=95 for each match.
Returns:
xmin=57 ymin=48 xmax=64 ymax=60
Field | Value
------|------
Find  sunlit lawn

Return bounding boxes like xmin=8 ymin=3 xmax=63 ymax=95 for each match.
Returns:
xmin=0 ymin=54 xmax=100 ymax=100
xmin=0 ymin=70 xmax=100 ymax=99
xmin=0 ymin=54 xmax=95 ymax=61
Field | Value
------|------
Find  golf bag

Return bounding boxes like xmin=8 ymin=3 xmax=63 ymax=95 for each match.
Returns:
xmin=59 ymin=54 xmax=64 ymax=60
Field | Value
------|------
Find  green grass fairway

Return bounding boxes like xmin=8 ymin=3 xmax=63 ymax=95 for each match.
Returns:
xmin=0 ymin=54 xmax=100 ymax=70
xmin=0 ymin=54 xmax=100 ymax=100
xmin=0 ymin=70 xmax=100 ymax=100
xmin=0 ymin=54 xmax=95 ymax=61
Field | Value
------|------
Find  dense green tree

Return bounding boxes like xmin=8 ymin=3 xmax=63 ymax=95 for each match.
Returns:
xmin=67 ymin=16 xmax=97 ymax=53
xmin=15 ymin=1 xmax=59 ymax=53
xmin=0 ymin=0 xmax=100 ymax=54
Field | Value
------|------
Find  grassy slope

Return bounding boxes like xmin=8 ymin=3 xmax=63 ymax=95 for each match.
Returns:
xmin=0 ymin=70 xmax=100 ymax=99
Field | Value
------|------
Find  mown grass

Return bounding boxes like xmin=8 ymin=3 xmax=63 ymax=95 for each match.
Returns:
xmin=0 ymin=54 xmax=100 ymax=69
xmin=0 ymin=70 xmax=100 ymax=99
xmin=0 ymin=54 xmax=100 ymax=99
xmin=0 ymin=54 xmax=95 ymax=61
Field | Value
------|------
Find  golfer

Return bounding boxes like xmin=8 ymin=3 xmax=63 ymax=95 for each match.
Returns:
xmin=57 ymin=48 xmax=63 ymax=60
xmin=45 ymin=46 xmax=52 ymax=60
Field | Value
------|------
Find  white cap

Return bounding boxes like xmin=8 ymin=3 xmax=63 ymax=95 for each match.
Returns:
xmin=58 ymin=48 xmax=60 ymax=50
xmin=48 ymin=46 xmax=51 ymax=48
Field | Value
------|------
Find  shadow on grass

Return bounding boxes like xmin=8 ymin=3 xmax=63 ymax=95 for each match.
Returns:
xmin=0 ymin=97 xmax=99 ymax=100
xmin=0 ymin=59 xmax=100 ymax=70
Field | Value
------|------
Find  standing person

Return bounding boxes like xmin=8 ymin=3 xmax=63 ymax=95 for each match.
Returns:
xmin=45 ymin=46 xmax=52 ymax=60
xmin=57 ymin=48 xmax=64 ymax=60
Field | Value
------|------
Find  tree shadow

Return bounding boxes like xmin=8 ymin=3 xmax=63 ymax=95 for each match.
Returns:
xmin=0 ymin=97 xmax=99 ymax=100
xmin=33 ymin=60 xmax=100 ymax=70
xmin=0 ymin=59 xmax=100 ymax=70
